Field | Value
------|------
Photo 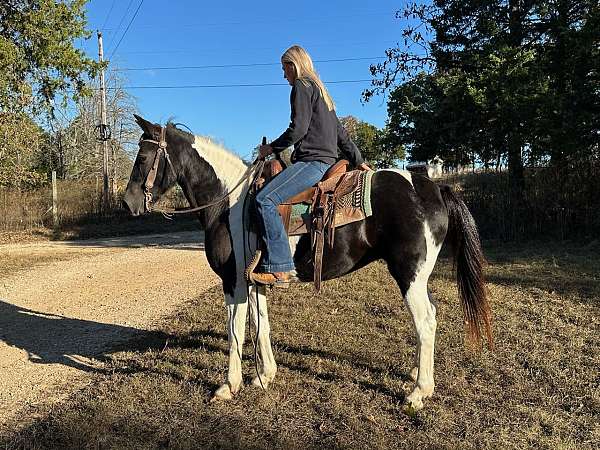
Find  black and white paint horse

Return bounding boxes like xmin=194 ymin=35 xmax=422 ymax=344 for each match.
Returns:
xmin=123 ymin=115 xmax=492 ymax=411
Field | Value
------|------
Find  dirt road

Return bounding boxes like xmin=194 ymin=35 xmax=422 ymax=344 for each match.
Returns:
xmin=0 ymin=231 xmax=220 ymax=432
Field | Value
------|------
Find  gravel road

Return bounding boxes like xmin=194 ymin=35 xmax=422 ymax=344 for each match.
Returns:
xmin=0 ymin=231 xmax=220 ymax=432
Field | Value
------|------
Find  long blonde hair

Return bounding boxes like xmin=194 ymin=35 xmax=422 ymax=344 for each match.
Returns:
xmin=281 ymin=45 xmax=335 ymax=111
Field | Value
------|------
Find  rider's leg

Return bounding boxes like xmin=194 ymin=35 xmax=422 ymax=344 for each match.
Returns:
xmin=254 ymin=160 xmax=330 ymax=278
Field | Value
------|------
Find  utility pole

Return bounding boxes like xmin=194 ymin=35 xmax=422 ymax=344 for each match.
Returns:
xmin=52 ymin=171 xmax=58 ymax=229
xmin=97 ymin=31 xmax=110 ymax=212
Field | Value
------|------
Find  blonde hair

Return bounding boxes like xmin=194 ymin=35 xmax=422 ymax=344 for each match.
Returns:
xmin=281 ymin=45 xmax=335 ymax=111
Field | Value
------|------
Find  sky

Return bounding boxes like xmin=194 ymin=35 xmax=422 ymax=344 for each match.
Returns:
xmin=79 ymin=0 xmax=409 ymax=160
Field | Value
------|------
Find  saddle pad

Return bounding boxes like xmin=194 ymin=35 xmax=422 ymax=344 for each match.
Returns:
xmin=285 ymin=169 xmax=374 ymax=236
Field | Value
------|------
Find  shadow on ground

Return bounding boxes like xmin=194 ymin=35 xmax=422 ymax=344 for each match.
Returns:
xmin=0 ymin=301 xmax=170 ymax=372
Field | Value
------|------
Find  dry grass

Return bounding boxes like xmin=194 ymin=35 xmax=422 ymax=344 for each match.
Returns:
xmin=3 ymin=241 xmax=599 ymax=449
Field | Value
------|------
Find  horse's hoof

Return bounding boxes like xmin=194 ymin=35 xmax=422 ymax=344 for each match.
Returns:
xmin=405 ymin=390 xmax=425 ymax=412
xmin=402 ymin=402 xmax=421 ymax=417
xmin=251 ymin=375 xmax=269 ymax=390
xmin=409 ymin=367 xmax=419 ymax=381
xmin=210 ymin=384 xmax=233 ymax=402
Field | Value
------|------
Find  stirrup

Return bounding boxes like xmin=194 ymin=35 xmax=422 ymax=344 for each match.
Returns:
xmin=249 ymin=271 xmax=291 ymax=288
xmin=245 ymin=250 xmax=263 ymax=283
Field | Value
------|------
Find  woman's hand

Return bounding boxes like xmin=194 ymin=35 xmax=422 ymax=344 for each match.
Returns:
xmin=258 ymin=144 xmax=274 ymax=159
xmin=358 ymin=162 xmax=373 ymax=171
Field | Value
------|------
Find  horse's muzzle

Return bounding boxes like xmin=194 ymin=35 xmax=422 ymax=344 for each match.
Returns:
xmin=122 ymin=191 xmax=143 ymax=216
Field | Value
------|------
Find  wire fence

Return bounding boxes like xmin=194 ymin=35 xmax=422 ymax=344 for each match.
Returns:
xmin=2 ymin=164 xmax=599 ymax=241
xmin=439 ymin=163 xmax=600 ymax=241
xmin=0 ymin=180 xmax=197 ymax=239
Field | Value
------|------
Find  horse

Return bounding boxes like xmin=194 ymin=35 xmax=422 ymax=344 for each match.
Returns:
xmin=123 ymin=114 xmax=493 ymax=411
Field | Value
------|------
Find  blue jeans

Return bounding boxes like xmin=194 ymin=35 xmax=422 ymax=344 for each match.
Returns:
xmin=255 ymin=160 xmax=330 ymax=272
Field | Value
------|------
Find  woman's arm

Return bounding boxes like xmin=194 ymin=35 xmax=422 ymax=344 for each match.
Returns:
xmin=270 ymin=80 xmax=314 ymax=152
xmin=336 ymin=118 xmax=366 ymax=168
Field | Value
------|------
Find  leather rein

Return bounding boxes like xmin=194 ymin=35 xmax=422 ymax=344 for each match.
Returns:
xmin=140 ymin=126 xmax=264 ymax=216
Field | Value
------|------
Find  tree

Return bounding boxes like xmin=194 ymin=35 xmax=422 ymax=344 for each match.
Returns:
xmin=0 ymin=112 xmax=49 ymax=189
xmin=366 ymin=0 xmax=599 ymax=186
xmin=0 ymin=1 xmax=100 ymax=189
xmin=40 ymin=70 xmax=139 ymax=184
xmin=0 ymin=0 xmax=99 ymax=114
xmin=339 ymin=116 xmax=404 ymax=168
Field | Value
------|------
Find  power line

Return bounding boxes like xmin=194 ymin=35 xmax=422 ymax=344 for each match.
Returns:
xmin=113 ymin=56 xmax=386 ymax=72
xmin=104 ymin=79 xmax=373 ymax=90
xmin=115 ymin=41 xmax=394 ymax=56
xmin=109 ymin=0 xmax=145 ymax=60
xmin=101 ymin=0 xmax=117 ymax=30
xmin=106 ymin=0 xmax=134 ymax=50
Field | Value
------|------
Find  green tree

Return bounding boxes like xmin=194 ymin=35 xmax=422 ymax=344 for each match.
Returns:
xmin=0 ymin=113 xmax=49 ymax=189
xmin=367 ymin=0 xmax=599 ymax=189
xmin=340 ymin=115 xmax=404 ymax=168
xmin=0 ymin=0 xmax=99 ymax=114
xmin=0 ymin=0 xmax=100 ymax=189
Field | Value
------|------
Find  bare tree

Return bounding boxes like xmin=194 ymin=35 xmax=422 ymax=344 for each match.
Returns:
xmin=47 ymin=69 xmax=139 ymax=190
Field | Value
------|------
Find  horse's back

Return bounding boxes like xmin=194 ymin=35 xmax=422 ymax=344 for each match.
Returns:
xmin=293 ymin=169 xmax=448 ymax=283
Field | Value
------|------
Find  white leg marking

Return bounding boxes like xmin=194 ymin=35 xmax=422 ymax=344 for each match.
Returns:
xmin=212 ymin=298 xmax=247 ymax=401
xmin=288 ymin=235 xmax=301 ymax=273
xmin=404 ymin=221 xmax=442 ymax=411
xmin=212 ymin=202 xmax=257 ymax=402
xmin=248 ymin=284 xmax=277 ymax=389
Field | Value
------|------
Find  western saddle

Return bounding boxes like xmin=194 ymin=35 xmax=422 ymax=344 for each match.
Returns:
xmin=251 ymin=158 xmax=367 ymax=291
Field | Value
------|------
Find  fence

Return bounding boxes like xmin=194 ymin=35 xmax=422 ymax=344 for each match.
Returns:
xmin=440 ymin=164 xmax=600 ymax=241
xmin=0 ymin=178 xmax=197 ymax=239
xmin=3 ymin=165 xmax=599 ymax=241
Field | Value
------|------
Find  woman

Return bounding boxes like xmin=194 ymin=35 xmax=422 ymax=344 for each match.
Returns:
xmin=250 ymin=45 xmax=370 ymax=286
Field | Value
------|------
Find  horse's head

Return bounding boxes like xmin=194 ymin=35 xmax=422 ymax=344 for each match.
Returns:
xmin=123 ymin=114 xmax=178 ymax=216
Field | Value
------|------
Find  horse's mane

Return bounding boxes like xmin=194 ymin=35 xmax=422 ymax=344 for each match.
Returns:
xmin=166 ymin=121 xmax=244 ymax=165
xmin=166 ymin=121 xmax=195 ymax=144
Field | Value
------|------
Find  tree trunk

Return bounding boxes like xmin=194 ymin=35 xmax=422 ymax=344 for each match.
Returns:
xmin=506 ymin=0 xmax=526 ymax=238
xmin=507 ymin=133 xmax=525 ymax=238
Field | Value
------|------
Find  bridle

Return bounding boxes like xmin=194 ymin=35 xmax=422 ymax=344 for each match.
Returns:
xmin=140 ymin=126 xmax=177 ymax=213
xmin=138 ymin=125 xmax=265 ymax=216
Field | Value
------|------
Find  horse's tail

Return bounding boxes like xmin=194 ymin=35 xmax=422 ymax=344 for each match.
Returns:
xmin=439 ymin=184 xmax=493 ymax=350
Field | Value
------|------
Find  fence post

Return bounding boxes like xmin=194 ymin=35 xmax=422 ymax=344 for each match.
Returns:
xmin=52 ymin=171 xmax=59 ymax=228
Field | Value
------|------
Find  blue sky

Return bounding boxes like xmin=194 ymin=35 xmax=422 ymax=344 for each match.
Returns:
xmin=80 ymin=0 xmax=408 ymax=159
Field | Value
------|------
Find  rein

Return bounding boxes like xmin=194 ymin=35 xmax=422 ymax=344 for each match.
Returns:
xmin=140 ymin=126 xmax=265 ymax=216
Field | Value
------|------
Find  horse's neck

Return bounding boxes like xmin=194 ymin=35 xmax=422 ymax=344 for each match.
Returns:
xmin=181 ymin=136 xmax=250 ymax=276
xmin=190 ymin=135 xmax=249 ymax=206
xmin=176 ymin=135 xmax=250 ymax=232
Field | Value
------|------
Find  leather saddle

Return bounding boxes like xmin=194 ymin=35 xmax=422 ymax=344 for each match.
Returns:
xmin=252 ymin=158 xmax=369 ymax=291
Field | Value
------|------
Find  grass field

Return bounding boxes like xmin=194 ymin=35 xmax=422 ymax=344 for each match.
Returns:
xmin=3 ymin=241 xmax=599 ymax=449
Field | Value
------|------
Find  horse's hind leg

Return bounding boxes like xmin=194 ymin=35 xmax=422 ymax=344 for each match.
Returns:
xmin=402 ymin=276 xmax=437 ymax=411
xmin=248 ymin=284 xmax=277 ymax=389
xmin=408 ymin=289 xmax=435 ymax=382
xmin=387 ymin=237 xmax=439 ymax=410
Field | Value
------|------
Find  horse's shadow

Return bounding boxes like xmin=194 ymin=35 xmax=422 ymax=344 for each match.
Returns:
xmin=0 ymin=298 xmax=408 ymax=400
xmin=0 ymin=300 xmax=168 ymax=372
xmin=182 ymin=329 xmax=408 ymax=402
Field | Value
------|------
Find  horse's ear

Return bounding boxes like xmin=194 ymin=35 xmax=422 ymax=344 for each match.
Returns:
xmin=133 ymin=114 xmax=159 ymax=135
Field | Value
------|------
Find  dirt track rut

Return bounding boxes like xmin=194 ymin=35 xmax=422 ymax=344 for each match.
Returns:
xmin=0 ymin=231 xmax=219 ymax=432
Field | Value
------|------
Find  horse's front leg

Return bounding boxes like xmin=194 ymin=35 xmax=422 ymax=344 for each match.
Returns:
xmin=248 ymin=284 xmax=277 ymax=389
xmin=212 ymin=296 xmax=248 ymax=401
